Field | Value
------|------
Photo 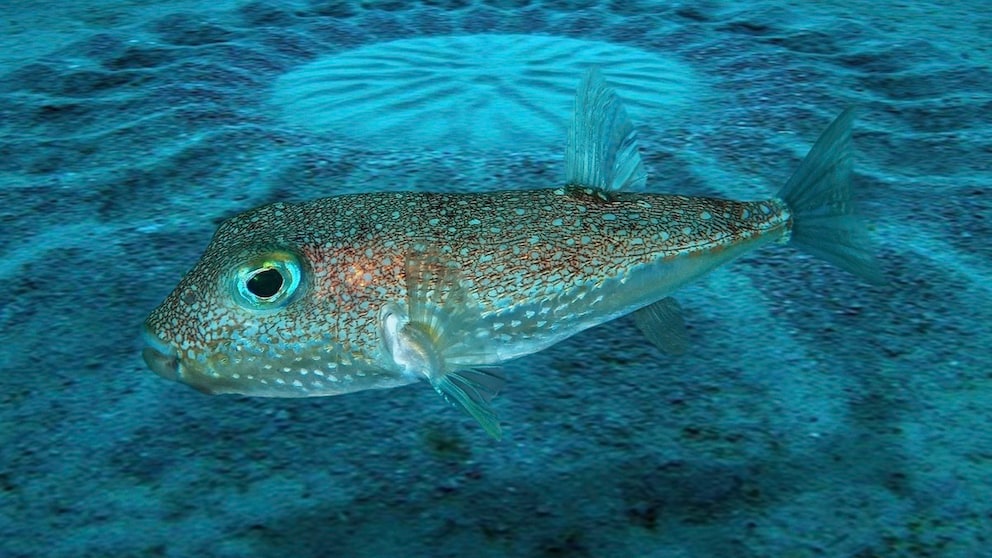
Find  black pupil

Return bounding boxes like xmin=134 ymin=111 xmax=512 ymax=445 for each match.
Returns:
xmin=247 ymin=268 xmax=284 ymax=298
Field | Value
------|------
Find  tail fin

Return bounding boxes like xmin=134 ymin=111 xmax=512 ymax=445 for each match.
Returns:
xmin=777 ymin=108 xmax=883 ymax=284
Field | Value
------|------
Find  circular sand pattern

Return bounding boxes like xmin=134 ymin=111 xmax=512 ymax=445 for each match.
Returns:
xmin=271 ymin=34 xmax=700 ymax=150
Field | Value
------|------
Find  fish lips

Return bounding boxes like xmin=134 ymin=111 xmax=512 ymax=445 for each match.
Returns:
xmin=141 ymin=324 xmax=180 ymax=382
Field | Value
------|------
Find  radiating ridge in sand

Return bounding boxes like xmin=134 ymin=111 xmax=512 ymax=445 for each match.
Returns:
xmin=271 ymin=34 xmax=702 ymax=150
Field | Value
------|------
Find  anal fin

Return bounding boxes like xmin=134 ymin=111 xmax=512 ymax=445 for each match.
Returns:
xmin=633 ymin=297 xmax=689 ymax=356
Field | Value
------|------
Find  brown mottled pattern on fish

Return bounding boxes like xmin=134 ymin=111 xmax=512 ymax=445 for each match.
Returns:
xmin=142 ymin=69 xmax=878 ymax=438
xmin=146 ymin=189 xmax=788 ymax=383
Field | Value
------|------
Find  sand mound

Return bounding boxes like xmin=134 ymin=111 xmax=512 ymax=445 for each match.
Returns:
xmin=271 ymin=34 xmax=701 ymax=150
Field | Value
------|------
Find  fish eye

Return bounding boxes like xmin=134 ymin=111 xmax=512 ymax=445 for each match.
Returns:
xmin=233 ymin=251 xmax=303 ymax=309
xmin=246 ymin=268 xmax=284 ymax=298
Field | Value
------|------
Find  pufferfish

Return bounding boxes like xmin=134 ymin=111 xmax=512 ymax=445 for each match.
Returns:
xmin=142 ymin=69 xmax=881 ymax=438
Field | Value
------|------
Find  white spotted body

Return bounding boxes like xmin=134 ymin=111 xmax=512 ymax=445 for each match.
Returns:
xmin=292 ymin=187 xmax=790 ymax=368
xmin=143 ymin=70 xmax=879 ymax=438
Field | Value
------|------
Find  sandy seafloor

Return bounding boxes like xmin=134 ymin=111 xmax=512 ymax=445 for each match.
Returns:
xmin=1 ymin=0 xmax=990 ymax=556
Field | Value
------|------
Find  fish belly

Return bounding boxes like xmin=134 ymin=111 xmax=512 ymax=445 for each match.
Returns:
xmin=448 ymin=226 xmax=783 ymax=366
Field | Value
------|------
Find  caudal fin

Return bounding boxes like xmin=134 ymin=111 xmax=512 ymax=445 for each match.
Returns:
xmin=777 ymin=108 xmax=883 ymax=284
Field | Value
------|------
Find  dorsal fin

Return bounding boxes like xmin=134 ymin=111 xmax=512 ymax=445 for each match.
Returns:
xmin=564 ymin=68 xmax=647 ymax=193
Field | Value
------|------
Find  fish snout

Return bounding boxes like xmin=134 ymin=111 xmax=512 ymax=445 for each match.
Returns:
xmin=141 ymin=324 xmax=180 ymax=382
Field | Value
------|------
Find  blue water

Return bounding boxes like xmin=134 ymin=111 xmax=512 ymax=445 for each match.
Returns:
xmin=2 ymin=1 xmax=990 ymax=556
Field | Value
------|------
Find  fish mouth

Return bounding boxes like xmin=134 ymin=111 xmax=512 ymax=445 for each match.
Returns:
xmin=141 ymin=324 xmax=180 ymax=382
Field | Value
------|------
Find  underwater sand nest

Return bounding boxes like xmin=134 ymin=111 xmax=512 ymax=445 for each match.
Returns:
xmin=271 ymin=34 xmax=700 ymax=150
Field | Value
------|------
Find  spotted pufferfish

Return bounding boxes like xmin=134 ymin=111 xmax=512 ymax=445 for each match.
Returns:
xmin=142 ymin=69 xmax=881 ymax=438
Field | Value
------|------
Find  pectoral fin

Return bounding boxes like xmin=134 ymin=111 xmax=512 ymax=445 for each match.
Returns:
xmin=633 ymin=297 xmax=689 ymax=355
xmin=430 ymin=368 xmax=506 ymax=440
xmin=403 ymin=251 xmax=470 ymax=341
xmin=381 ymin=250 xmax=507 ymax=439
